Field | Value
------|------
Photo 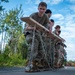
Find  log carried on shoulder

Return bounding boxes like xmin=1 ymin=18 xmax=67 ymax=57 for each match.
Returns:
xmin=21 ymin=17 xmax=65 ymax=42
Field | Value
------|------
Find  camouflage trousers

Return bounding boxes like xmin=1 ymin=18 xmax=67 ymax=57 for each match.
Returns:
xmin=54 ymin=42 xmax=63 ymax=67
xmin=25 ymin=31 xmax=43 ymax=62
xmin=25 ymin=31 xmax=55 ymax=69
xmin=44 ymin=37 xmax=51 ymax=59
xmin=43 ymin=36 xmax=54 ymax=68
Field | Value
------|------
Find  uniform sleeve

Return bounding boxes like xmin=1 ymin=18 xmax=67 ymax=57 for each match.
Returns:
xmin=29 ymin=13 xmax=35 ymax=19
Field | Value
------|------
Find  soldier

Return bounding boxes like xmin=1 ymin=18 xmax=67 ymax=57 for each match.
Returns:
xmin=53 ymin=25 xmax=61 ymax=68
xmin=24 ymin=2 xmax=49 ymax=72
xmin=44 ymin=9 xmax=55 ymax=68
xmin=49 ymin=19 xmax=54 ymax=32
xmin=53 ymin=25 xmax=61 ymax=36
xmin=45 ymin=9 xmax=52 ymax=18
xmin=45 ymin=9 xmax=54 ymax=32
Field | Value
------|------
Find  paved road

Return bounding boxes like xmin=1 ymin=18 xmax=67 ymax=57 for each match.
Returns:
xmin=0 ymin=66 xmax=75 ymax=75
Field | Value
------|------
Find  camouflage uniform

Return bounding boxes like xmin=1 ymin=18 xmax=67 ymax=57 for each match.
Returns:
xmin=54 ymin=41 xmax=66 ymax=68
xmin=53 ymin=40 xmax=60 ymax=68
xmin=44 ymin=36 xmax=52 ymax=63
xmin=60 ymin=43 xmax=67 ymax=66
xmin=24 ymin=30 xmax=42 ymax=60
xmin=24 ymin=12 xmax=49 ymax=71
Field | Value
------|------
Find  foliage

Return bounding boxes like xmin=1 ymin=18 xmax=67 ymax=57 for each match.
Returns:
xmin=0 ymin=0 xmax=9 ymax=11
xmin=3 ymin=4 xmax=23 ymax=36
xmin=0 ymin=5 xmax=28 ymax=66
xmin=18 ymin=34 xmax=28 ymax=59
xmin=66 ymin=60 xmax=75 ymax=66
xmin=0 ymin=45 xmax=26 ymax=66
xmin=0 ymin=45 xmax=10 ymax=66
xmin=2 ymin=5 xmax=24 ymax=53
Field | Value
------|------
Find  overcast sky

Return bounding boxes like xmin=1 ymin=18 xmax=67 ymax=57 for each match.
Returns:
xmin=1 ymin=0 xmax=75 ymax=60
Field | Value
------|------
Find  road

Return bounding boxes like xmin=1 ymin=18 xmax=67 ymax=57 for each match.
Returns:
xmin=0 ymin=66 xmax=75 ymax=75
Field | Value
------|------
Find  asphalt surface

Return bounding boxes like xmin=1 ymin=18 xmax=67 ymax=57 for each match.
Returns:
xmin=0 ymin=66 xmax=75 ymax=75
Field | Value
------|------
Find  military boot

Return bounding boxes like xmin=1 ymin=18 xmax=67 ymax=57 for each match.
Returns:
xmin=25 ymin=61 xmax=39 ymax=72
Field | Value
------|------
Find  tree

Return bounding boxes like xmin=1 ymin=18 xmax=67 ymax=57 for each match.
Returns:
xmin=0 ymin=10 xmax=7 ymax=50
xmin=3 ymin=5 xmax=24 ymax=53
xmin=0 ymin=4 xmax=28 ymax=60
xmin=0 ymin=0 xmax=9 ymax=11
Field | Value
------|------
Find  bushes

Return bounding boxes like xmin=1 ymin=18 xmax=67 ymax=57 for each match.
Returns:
xmin=0 ymin=47 xmax=26 ymax=67
xmin=8 ymin=53 xmax=26 ymax=66
xmin=66 ymin=60 xmax=75 ymax=66
xmin=0 ymin=52 xmax=26 ymax=66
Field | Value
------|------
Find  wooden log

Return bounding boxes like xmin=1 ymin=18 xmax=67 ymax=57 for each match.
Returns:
xmin=21 ymin=17 xmax=65 ymax=42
